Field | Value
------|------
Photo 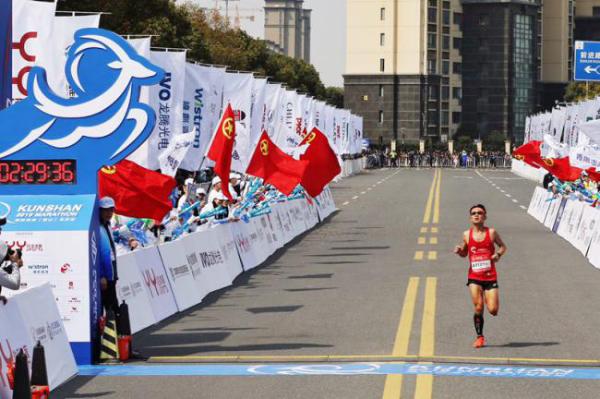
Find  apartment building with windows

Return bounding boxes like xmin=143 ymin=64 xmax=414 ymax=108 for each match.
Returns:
xmin=344 ymin=0 xmax=463 ymax=145
xmin=264 ymin=0 xmax=311 ymax=62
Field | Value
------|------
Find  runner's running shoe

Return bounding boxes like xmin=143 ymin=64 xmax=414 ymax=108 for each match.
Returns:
xmin=473 ymin=336 xmax=486 ymax=348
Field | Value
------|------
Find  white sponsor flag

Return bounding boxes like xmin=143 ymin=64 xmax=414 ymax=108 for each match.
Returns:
xmin=263 ymin=83 xmax=284 ymax=139
xmin=159 ymin=130 xmax=197 ymax=177
xmin=272 ymin=89 xmax=295 ymax=148
xmin=11 ymin=0 xmax=57 ymax=101
xmin=222 ymin=72 xmax=254 ymax=172
xmin=578 ymin=118 xmax=600 ymax=147
xmin=541 ymin=134 xmax=569 ymax=159
xmin=250 ymin=77 xmax=268 ymax=146
xmin=36 ymin=14 xmax=101 ymax=98
xmin=181 ymin=63 xmax=207 ymax=171
xmin=549 ymin=107 xmax=566 ymax=140
xmin=570 ymin=143 xmax=600 ymax=170
xmin=148 ymin=50 xmax=187 ymax=170
xmin=314 ymin=100 xmax=326 ymax=132
xmin=126 ymin=38 xmax=153 ymax=168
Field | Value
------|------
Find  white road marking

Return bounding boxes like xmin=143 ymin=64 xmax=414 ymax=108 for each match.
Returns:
xmin=512 ymin=199 xmax=518 ymax=203
xmin=342 ymin=201 xmax=350 ymax=206
xmin=520 ymin=205 xmax=527 ymax=210
xmin=361 ymin=191 xmax=366 ymax=194
xmin=500 ymin=190 xmax=506 ymax=193
xmin=505 ymin=194 xmax=511 ymax=198
xmin=368 ymin=188 xmax=372 ymax=191
xmin=352 ymin=196 xmax=359 ymax=200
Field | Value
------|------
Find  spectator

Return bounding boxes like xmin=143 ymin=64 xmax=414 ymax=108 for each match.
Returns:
xmin=0 ymin=241 xmax=23 ymax=304
xmin=98 ymin=197 xmax=120 ymax=318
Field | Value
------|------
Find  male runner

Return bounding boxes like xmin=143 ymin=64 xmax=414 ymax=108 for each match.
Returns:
xmin=454 ymin=204 xmax=507 ymax=348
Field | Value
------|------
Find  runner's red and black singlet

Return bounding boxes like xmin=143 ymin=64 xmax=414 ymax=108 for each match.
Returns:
xmin=467 ymin=227 xmax=497 ymax=281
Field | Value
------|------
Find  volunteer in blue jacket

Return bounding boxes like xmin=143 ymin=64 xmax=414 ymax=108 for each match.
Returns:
xmin=99 ymin=197 xmax=119 ymax=317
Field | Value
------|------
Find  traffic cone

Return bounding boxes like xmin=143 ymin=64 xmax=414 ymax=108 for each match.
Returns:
xmin=30 ymin=341 xmax=49 ymax=399
xmin=12 ymin=349 xmax=31 ymax=399
xmin=117 ymin=301 xmax=132 ymax=362
xmin=30 ymin=342 xmax=48 ymax=386
xmin=99 ymin=310 xmax=120 ymax=363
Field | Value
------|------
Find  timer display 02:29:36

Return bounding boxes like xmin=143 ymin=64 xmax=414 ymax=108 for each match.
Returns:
xmin=0 ymin=160 xmax=77 ymax=184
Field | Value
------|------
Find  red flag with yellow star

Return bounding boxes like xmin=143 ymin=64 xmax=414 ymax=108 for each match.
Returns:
xmin=246 ymin=131 xmax=308 ymax=196
xmin=98 ymin=160 xmax=177 ymax=221
xmin=299 ymin=128 xmax=342 ymax=197
xmin=207 ymin=103 xmax=236 ymax=200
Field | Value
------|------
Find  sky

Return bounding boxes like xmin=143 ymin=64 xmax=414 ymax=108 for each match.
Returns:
xmin=183 ymin=0 xmax=346 ymax=87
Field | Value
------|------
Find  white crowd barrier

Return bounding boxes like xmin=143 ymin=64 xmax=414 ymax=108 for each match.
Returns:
xmin=0 ymin=284 xmax=78 ymax=397
xmin=341 ymin=158 xmax=365 ymax=178
xmin=117 ymin=188 xmax=336 ymax=334
xmin=527 ymin=186 xmax=600 ymax=269
xmin=511 ymin=159 xmax=547 ymax=183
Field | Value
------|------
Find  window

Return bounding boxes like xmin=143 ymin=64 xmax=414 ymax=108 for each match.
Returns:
xmin=380 ymin=58 xmax=385 ymax=72
xmin=594 ymin=6 xmax=600 ymax=17
xmin=443 ymin=35 xmax=450 ymax=50
xmin=443 ymin=1 xmax=450 ymax=9
xmin=453 ymin=12 xmax=462 ymax=26
xmin=443 ymin=10 xmax=450 ymax=25
xmin=380 ymin=33 xmax=385 ymax=46
xmin=380 ymin=7 xmax=385 ymax=20
xmin=442 ymin=60 xmax=450 ymax=75
xmin=479 ymin=13 xmax=490 ymax=26
xmin=379 ymin=85 xmax=384 ymax=97
xmin=427 ymin=59 xmax=437 ymax=74
xmin=453 ymin=37 xmax=462 ymax=50
xmin=441 ymin=111 xmax=449 ymax=126
xmin=442 ymin=86 xmax=449 ymax=100
xmin=453 ymin=62 xmax=462 ymax=74
xmin=452 ymin=112 xmax=461 ymax=124
xmin=428 ymin=0 xmax=437 ymax=6
xmin=428 ymin=85 xmax=439 ymax=100
xmin=428 ymin=33 xmax=437 ymax=48
xmin=428 ymin=8 xmax=437 ymax=23
xmin=452 ymin=87 xmax=462 ymax=99
xmin=379 ymin=111 xmax=384 ymax=124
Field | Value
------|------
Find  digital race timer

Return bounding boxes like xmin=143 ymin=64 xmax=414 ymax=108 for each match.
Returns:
xmin=0 ymin=160 xmax=76 ymax=185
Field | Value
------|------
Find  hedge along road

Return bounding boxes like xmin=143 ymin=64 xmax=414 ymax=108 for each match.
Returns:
xmin=55 ymin=168 xmax=600 ymax=399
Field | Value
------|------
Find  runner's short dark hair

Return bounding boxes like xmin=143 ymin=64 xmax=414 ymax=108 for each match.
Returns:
xmin=470 ymin=204 xmax=486 ymax=214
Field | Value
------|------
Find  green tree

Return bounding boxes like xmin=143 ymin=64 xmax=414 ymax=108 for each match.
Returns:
xmin=57 ymin=1 xmax=338 ymax=105
xmin=564 ymin=81 xmax=600 ymax=103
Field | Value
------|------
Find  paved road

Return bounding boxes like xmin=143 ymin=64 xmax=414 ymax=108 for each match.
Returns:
xmin=56 ymin=168 xmax=600 ymax=398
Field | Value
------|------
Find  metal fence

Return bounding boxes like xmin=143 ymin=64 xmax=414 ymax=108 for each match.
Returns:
xmin=366 ymin=153 xmax=512 ymax=169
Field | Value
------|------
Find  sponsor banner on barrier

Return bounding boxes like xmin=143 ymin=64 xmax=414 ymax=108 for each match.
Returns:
xmin=211 ymin=223 xmax=244 ymax=282
xmin=587 ymin=215 xmax=600 ymax=269
xmin=1 ymin=230 xmax=91 ymax=342
xmin=527 ymin=187 xmax=552 ymax=223
xmin=544 ymin=195 xmax=563 ymax=229
xmin=0 ymin=284 xmax=77 ymax=397
xmin=552 ymin=197 xmax=569 ymax=233
xmin=182 ymin=228 xmax=232 ymax=294
xmin=563 ymin=201 xmax=586 ymax=246
xmin=315 ymin=187 xmax=337 ymax=221
xmin=233 ymin=220 xmax=261 ymax=271
xmin=573 ymin=205 xmax=600 ymax=255
xmin=134 ymin=246 xmax=178 ymax=323
xmin=158 ymin=239 xmax=204 ymax=311
xmin=116 ymin=252 xmax=156 ymax=334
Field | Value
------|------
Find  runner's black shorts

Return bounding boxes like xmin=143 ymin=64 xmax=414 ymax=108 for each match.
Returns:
xmin=466 ymin=279 xmax=498 ymax=290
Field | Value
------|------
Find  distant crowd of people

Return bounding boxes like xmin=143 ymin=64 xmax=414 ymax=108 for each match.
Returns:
xmin=366 ymin=150 xmax=511 ymax=169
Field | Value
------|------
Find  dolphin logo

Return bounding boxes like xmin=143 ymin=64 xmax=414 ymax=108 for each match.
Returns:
xmin=0 ymin=28 xmax=164 ymax=194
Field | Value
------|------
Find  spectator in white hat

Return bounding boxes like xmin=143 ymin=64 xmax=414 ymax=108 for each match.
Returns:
xmin=208 ymin=176 xmax=222 ymax=204
xmin=177 ymin=177 xmax=195 ymax=211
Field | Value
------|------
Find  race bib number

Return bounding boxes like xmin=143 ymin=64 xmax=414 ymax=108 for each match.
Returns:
xmin=471 ymin=260 xmax=491 ymax=272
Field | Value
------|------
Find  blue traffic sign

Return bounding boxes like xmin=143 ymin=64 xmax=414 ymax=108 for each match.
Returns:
xmin=574 ymin=41 xmax=600 ymax=81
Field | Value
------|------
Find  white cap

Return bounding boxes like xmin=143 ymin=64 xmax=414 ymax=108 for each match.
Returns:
xmin=99 ymin=197 xmax=116 ymax=209
xmin=0 ymin=241 xmax=8 ymax=261
xmin=229 ymin=173 xmax=241 ymax=180
xmin=196 ymin=187 xmax=207 ymax=195
xmin=215 ymin=192 xmax=229 ymax=201
xmin=212 ymin=176 xmax=222 ymax=185
xmin=184 ymin=178 xmax=194 ymax=186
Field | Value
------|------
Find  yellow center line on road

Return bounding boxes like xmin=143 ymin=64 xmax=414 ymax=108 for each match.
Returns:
xmin=432 ymin=170 xmax=442 ymax=225
xmin=427 ymin=251 xmax=437 ymax=261
xmin=429 ymin=237 xmax=438 ymax=245
xmin=414 ymin=277 xmax=437 ymax=399
xmin=414 ymin=251 xmax=424 ymax=261
xmin=382 ymin=277 xmax=420 ymax=399
xmin=420 ymin=227 xmax=428 ymax=233
xmin=422 ymin=170 xmax=439 ymax=225
xmin=418 ymin=237 xmax=426 ymax=245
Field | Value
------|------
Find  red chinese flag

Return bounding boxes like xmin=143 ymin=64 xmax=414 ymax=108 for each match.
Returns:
xmin=206 ymin=103 xmax=236 ymax=200
xmin=513 ymin=140 xmax=542 ymax=168
xmin=586 ymin=167 xmax=600 ymax=182
xmin=299 ymin=128 xmax=342 ymax=197
xmin=246 ymin=131 xmax=308 ymax=196
xmin=540 ymin=157 xmax=582 ymax=182
xmin=98 ymin=160 xmax=177 ymax=221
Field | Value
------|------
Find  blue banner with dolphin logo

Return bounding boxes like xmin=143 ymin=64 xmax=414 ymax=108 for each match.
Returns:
xmin=0 ymin=28 xmax=164 ymax=195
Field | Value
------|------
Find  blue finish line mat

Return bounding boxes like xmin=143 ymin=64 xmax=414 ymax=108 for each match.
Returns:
xmin=79 ymin=362 xmax=600 ymax=380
